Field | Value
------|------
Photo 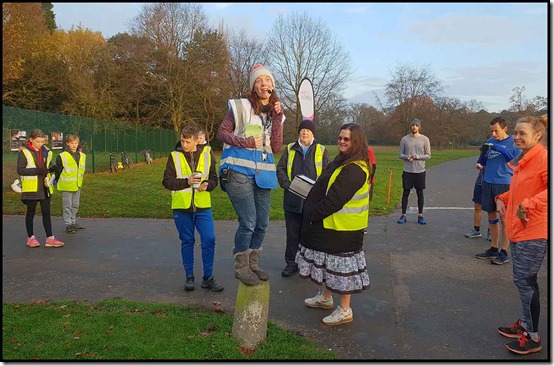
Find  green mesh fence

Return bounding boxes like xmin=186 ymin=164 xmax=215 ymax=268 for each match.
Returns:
xmin=2 ymin=106 xmax=179 ymax=173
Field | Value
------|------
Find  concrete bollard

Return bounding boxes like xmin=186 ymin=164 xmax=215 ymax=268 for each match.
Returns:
xmin=231 ymin=280 xmax=270 ymax=349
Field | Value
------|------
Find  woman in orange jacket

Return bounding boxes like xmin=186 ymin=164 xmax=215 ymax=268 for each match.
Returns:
xmin=494 ymin=115 xmax=547 ymax=355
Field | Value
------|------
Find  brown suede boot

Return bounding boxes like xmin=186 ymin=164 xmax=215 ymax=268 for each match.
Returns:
xmin=234 ymin=249 xmax=260 ymax=286
xmin=249 ymin=248 xmax=269 ymax=281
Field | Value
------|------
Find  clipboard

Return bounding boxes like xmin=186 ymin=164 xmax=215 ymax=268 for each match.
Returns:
xmin=288 ymin=174 xmax=316 ymax=199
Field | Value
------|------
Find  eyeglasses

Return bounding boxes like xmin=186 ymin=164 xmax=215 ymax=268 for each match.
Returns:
xmin=337 ymin=136 xmax=351 ymax=142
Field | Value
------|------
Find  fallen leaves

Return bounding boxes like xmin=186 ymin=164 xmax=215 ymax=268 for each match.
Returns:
xmin=30 ymin=298 xmax=48 ymax=304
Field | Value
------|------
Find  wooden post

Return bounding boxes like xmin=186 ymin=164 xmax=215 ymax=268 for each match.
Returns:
xmin=387 ymin=168 xmax=393 ymax=204
xmin=231 ymin=281 xmax=270 ymax=349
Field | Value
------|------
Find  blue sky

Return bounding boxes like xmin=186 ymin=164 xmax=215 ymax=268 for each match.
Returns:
xmin=52 ymin=2 xmax=549 ymax=113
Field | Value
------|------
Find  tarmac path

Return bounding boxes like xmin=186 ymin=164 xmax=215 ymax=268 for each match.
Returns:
xmin=2 ymin=156 xmax=549 ymax=360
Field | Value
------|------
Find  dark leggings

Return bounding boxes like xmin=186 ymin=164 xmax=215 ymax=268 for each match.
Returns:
xmin=511 ymin=240 xmax=547 ymax=333
xmin=401 ymin=189 xmax=424 ymax=215
xmin=25 ymin=198 xmax=52 ymax=237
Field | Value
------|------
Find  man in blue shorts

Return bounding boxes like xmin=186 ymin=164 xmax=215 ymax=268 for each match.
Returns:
xmin=475 ymin=117 xmax=520 ymax=265
xmin=465 ymin=148 xmax=490 ymax=240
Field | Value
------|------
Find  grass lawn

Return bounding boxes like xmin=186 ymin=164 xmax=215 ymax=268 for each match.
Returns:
xmin=3 ymin=299 xmax=335 ymax=360
xmin=2 ymin=145 xmax=479 ymax=219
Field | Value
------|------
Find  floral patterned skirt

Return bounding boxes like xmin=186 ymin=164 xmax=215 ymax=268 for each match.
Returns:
xmin=295 ymin=244 xmax=370 ymax=294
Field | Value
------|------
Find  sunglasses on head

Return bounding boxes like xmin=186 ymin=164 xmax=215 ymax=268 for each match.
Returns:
xmin=337 ymin=136 xmax=351 ymax=142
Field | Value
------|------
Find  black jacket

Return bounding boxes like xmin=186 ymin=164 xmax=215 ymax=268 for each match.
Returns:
xmin=162 ymin=142 xmax=218 ymax=213
xmin=301 ymin=157 xmax=367 ymax=254
xmin=276 ymin=140 xmax=331 ymax=213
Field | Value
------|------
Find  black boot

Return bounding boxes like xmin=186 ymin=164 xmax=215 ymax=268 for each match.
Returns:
xmin=201 ymin=276 xmax=224 ymax=292
xmin=184 ymin=275 xmax=195 ymax=291
xmin=281 ymin=263 xmax=299 ymax=277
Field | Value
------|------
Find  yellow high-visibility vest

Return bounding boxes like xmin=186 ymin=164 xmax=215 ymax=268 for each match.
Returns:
xmin=20 ymin=148 xmax=53 ymax=194
xmin=57 ymin=151 xmax=86 ymax=191
xmin=286 ymin=142 xmax=325 ymax=181
xmin=323 ymin=161 xmax=369 ymax=231
xmin=170 ymin=147 xmax=211 ymax=209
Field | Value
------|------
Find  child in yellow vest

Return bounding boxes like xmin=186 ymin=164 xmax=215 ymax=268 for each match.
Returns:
xmin=17 ymin=129 xmax=64 ymax=248
xmin=54 ymin=134 xmax=86 ymax=234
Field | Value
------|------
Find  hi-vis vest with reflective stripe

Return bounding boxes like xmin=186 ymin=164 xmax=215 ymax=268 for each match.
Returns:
xmin=218 ymin=98 xmax=279 ymax=189
xmin=323 ymin=161 xmax=369 ymax=231
xmin=20 ymin=147 xmax=54 ymax=194
xmin=170 ymin=147 xmax=211 ymax=209
xmin=57 ymin=151 xmax=86 ymax=191
xmin=286 ymin=142 xmax=325 ymax=181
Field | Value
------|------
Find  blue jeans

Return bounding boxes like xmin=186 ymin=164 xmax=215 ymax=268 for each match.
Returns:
xmin=223 ymin=171 xmax=271 ymax=253
xmin=173 ymin=209 xmax=216 ymax=278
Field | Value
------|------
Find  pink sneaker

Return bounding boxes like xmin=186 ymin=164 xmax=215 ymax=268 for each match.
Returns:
xmin=45 ymin=236 xmax=64 ymax=248
xmin=26 ymin=236 xmax=40 ymax=248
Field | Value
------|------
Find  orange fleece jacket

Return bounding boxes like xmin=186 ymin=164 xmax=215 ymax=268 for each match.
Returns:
xmin=496 ymin=143 xmax=548 ymax=242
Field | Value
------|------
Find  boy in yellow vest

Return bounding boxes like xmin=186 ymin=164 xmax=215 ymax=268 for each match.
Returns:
xmin=162 ymin=124 xmax=223 ymax=292
xmin=54 ymin=134 xmax=86 ymax=234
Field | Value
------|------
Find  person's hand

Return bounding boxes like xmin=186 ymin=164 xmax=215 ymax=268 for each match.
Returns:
xmin=496 ymin=199 xmax=506 ymax=216
xmin=196 ymin=181 xmax=208 ymax=192
xmin=35 ymin=167 xmax=48 ymax=175
xmin=273 ymin=101 xmax=282 ymax=114
xmin=187 ymin=173 xmax=202 ymax=187
xmin=476 ymin=163 xmax=483 ymax=171
xmin=253 ymin=135 xmax=263 ymax=149
xmin=412 ymin=154 xmax=419 ymax=160
xmin=516 ymin=204 xmax=528 ymax=222
xmin=407 ymin=155 xmax=414 ymax=162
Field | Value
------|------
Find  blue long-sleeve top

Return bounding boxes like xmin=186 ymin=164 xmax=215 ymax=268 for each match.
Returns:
xmin=481 ymin=135 xmax=521 ymax=185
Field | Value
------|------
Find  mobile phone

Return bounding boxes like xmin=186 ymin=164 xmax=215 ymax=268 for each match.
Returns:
xmin=221 ymin=168 xmax=230 ymax=183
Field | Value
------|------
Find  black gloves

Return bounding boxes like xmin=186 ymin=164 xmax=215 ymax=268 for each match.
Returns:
xmin=48 ymin=164 xmax=58 ymax=173
xmin=35 ymin=167 xmax=48 ymax=175
xmin=479 ymin=144 xmax=490 ymax=154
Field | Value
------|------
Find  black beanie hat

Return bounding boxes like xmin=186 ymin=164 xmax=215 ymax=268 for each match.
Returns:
xmin=298 ymin=119 xmax=315 ymax=134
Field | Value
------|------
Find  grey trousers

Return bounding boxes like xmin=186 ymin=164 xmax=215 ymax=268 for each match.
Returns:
xmin=511 ymin=239 xmax=547 ymax=333
xmin=62 ymin=189 xmax=81 ymax=226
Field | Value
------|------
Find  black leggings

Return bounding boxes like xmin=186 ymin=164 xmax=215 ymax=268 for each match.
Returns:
xmin=401 ymin=189 xmax=424 ymax=215
xmin=25 ymin=198 xmax=52 ymax=237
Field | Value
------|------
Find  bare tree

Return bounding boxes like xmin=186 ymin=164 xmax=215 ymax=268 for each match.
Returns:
xmin=384 ymin=64 xmax=443 ymax=135
xmin=131 ymin=3 xmax=206 ymax=59
xmin=429 ymin=96 xmax=466 ymax=149
xmin=347 ymin=103 xmax=385 ymax=143
xmin=265 ymin=12 xmax=353 ymax=129
xmin=508 ymin=86 xmax=528 ymax=115
xmin=130 ymin=3 xmax=210 ymax=131
xmin=225 ymin=28 xmax=266 ymax=98
xmin=313 ymin=94 xmax=349 ymax=145
xmin=529 ymin=95 xmax=547 ymax=112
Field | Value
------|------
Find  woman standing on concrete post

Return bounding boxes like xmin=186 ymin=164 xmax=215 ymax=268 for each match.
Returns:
xmin=297 ymin=123 xmax=371 ymax=326
xmin=216 ymin=64 xmax=284 ymax=286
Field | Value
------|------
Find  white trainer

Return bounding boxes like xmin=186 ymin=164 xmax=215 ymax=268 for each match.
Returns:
xmin=322 ymin=305 xmax=353 ymax=326
xmin=304 ymin=290 xmax=334 ymax=309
